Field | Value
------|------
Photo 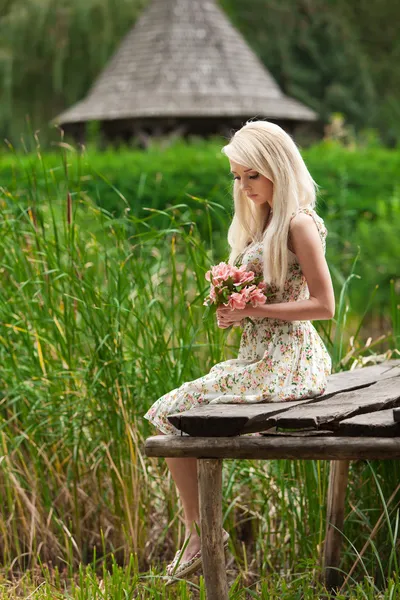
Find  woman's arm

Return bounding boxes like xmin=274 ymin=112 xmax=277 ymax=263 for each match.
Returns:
xmin=255 ymin=212 xmax=335 ymax=320
xmin=217 ymin=213 xmax=335 ymax=327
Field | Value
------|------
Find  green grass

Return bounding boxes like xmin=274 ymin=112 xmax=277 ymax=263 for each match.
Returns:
xmin=3 ymin=549 xmax=400 ymax=598
xmin=0 ymin=136 xmax=399 ymax=597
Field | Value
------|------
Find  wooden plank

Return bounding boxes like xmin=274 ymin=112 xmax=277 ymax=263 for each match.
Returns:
xmin=259 ymin=429 xmax=335 ymax=437
xmin=198 ymin=460 xmax=229 ymax=600
xmin=168 ymin=400 xmax=310 ymax=437
xmin=167 ymin=361 xmax=400 ymax=437
xmin=333 ymin=408 xmax=400 ymax=436
xmin=324 ymin=461 xmax=350 ymax=590
xmin=144 ymin=435 xmax=400 ymax=460
xmin=271 ymin=377 xmax=400 ymax=430
xmin=324 ymin=360 xmax=400 ymax=396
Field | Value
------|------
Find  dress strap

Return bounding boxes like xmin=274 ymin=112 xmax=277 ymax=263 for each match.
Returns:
xmin=290 ymin=206 xmax=328 ymax=253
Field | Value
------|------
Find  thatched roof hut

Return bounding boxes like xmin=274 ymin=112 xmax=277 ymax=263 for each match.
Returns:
xmin=53 ymin=0 xmax=319 ymax=144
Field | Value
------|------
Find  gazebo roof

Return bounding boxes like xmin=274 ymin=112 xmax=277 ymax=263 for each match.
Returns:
xmin=53 ymin=0 xmax=318 ymax=125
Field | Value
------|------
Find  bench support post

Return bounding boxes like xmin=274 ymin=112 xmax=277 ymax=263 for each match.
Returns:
xmin=198 ymin=458 xmax=229 ymax=600
xmin=323 ymin=459 xmax=350 ymax=589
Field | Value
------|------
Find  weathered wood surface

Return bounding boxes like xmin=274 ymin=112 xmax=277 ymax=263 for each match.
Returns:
xmin=334 ymin=408 xmax=400 ymax=436
xmin=323 ymin=460 xmax=350 ymax=589
xmin=168 ymin=400 xmax=310 ymax=437
xmin=324 ymin=360 xmax=400 ymax=395
xmin=167 ymin=361 xmax=400 ymax=437
xmin=271 ymin=377 xmax=400 ymax=430
xmin=144 ymin=435 xmax=400 ymax=459
xmin=260 ymin=429 xmax=335 ymax=437
xmin=198 ymin=459 xmax=229 ymax=600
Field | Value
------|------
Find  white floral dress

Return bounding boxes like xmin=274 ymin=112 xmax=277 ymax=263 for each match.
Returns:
xmin=143 ymin=207 xmax=332 ymax=435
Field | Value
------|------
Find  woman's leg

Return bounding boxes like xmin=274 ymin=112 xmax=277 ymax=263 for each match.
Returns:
xmin=157 ymin=430 xmax=201 ymax=563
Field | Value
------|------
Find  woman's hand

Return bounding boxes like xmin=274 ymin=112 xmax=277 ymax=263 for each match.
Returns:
xmin=216 ymin=305 xmax=248 ymax=329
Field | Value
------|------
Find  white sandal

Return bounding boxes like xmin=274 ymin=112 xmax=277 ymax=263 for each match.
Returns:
xmin=165 ymin=529 xmax=230 ymax=584
xmin=166 ymin=549 xmax=181 ymax=576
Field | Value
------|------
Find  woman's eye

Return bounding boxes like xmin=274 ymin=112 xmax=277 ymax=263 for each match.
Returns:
xmin=232 ymin=173 xmax=259 ymax=181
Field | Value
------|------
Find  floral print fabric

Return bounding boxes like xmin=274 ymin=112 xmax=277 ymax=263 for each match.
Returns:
xmin=143 ymin=207 xmax=332 ymax=435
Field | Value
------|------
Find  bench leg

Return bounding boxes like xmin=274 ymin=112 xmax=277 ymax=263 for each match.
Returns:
xmin=198 ymin=458 xmax=229 ymax=600
xmin=323 ymin=459 xmax=350 ymax=590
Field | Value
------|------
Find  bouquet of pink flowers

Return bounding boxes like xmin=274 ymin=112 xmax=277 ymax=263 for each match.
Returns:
xmin=203 ymin=261 xmax=269 ymax=326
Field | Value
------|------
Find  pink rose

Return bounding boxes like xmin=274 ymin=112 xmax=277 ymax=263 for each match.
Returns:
xmin=226 ymin=292 xmax=247 ymax=310
xmin=232 ymin=265 xmax=255 ymax=285
xmin=249 ymin=288 xmax=267 ymax=306
xmin=238 ymin=272 xmax=256 ymax=285
xmin=240 ymin=285 xmax=256 ymax=303
xmin=206 ymin=262 xmax=235 ymax=287
xmin=204 ymin=260 xmax=268 ymax=314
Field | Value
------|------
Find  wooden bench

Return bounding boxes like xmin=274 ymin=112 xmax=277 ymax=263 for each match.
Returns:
xmin=145 ymin=359 xmax=400 ymax=599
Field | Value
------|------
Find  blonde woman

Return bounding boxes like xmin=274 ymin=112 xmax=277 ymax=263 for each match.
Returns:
xmin=144 ymin=120 xmax=335 ymax=581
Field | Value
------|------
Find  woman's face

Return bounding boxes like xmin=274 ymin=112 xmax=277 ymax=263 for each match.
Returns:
xmin=229 ymin=160 xmax=273 ymax=208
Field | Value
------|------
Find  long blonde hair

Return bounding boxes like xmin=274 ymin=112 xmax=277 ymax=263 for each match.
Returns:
xmin=222 ymin=120 xmax=319 ymax=290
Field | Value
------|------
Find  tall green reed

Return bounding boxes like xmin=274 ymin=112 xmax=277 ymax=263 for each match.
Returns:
xmin=0 ymin=137 xmax=235 ymax=568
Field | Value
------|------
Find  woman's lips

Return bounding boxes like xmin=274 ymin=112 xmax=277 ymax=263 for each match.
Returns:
xmin=248 ymin=194 xmax=258 ymax=198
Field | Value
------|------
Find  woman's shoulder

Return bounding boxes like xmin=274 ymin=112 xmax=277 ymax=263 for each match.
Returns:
xmin=290 ymin=206 xmax=326 ymax=231
xmin=289 ymin=206 xmax=328 ymax=249
xmin=290 ymin=205 xmax=321 ymax=219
